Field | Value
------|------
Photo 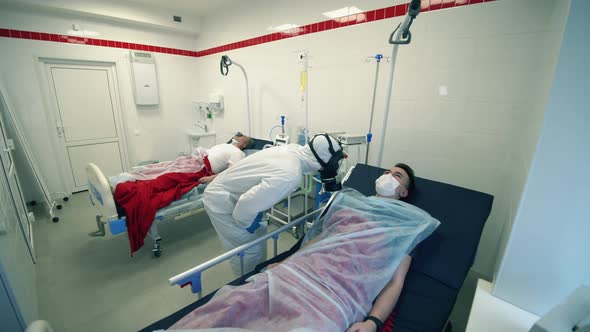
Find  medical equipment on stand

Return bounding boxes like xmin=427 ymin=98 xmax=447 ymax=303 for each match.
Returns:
xmin=364 ymin=54 xmax=391 ymax=164
xmin=269 ymin=115 xmax=289 ymax=146
xmin=337 ymin=133 xmax=367 ymax=146
xmin=297 ymin=127 xmax=306 ymax=145
xmin=220 ymin=55 xmax=252 ymax=135
xmin=274 ymin=135 xmax=289 ymax=145
xmin=267 ymin=133 xmax=342 ymax=239
xmin=337 ymin=133 xmax=366 ymax=182
xmin=267 ymin=119 xmax=313 ymax=238
xmin=266 ymin=176 xmax=313 ymax=239
xmin=376 ymin=0 xmax=421 ymax=167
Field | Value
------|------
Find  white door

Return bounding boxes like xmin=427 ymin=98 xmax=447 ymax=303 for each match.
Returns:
xmin=45 ymin=63 xmax=128 ymax=193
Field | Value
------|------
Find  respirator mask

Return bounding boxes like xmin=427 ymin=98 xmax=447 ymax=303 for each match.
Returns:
xmin=375 ymin=174 xmax=401 ymax=198
xmin=309 ymin=134 xmax=346 ymax=192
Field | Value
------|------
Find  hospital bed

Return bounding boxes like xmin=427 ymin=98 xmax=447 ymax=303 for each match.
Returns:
xmin=85 ymin=138 xmax=273 ymax=257
xmin=141 ymin=163 xmax=494 ymax=331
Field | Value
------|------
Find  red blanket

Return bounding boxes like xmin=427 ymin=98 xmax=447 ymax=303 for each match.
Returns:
xmin=114 ymin=158 xmax=212 ymax=255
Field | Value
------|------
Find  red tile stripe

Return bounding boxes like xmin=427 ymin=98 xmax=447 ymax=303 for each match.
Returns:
xmin=0 ymin=0 xmax=494 ymax=58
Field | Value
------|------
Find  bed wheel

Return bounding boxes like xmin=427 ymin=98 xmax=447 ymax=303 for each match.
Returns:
xmin=152 ymin=238 xmax=162 ymax=258
xmin=63 ymin=197 xmax=69 ymax=202
xmin=52 ymin=217 xmax=59 ymax=223
xmin=56 ymin=204 xmax=62 ymax=210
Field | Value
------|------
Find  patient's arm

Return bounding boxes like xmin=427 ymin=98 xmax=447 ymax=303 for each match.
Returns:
xmin=346 ymin=255 xmax=412 ymax=332
xmin=199 ymin=174 xmax=218 ymax=184
xmin=200 ymin=154 xmax=243 ymax=184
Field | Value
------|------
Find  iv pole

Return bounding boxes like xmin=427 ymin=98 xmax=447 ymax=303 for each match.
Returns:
xmin=375 ymin=0 xmax=421 ymax=167
xmin=295 ymin=50 xmax=310 ymax=144
xmin=365 ymin=54 xmax=391 ymax=164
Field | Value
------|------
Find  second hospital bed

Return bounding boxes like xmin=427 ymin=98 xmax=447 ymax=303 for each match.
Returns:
xmin=142 ymin=163 xmax=494 ymax=331
xmin=85 ymin=138 xmax=273 ymax=257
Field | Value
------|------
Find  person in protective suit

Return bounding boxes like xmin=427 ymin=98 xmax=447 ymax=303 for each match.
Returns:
xmin=202 ymin=133 xmax=345 ymax=276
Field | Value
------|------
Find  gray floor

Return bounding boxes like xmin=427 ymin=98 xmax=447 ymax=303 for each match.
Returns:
xmin=33 ymin=192 xmax=296 ymax=332
xmin=33 ymin=192 xmax=484 ymax=332
xmin=449 ymin=269 xmax=488 ymax=332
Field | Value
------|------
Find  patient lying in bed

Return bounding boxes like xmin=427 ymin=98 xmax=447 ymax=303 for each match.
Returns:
xmin=168 ymin=164 xmax=440 ymax=331
xmin=113 ymin=134 xmax=251 ymax=255
xmin=110 ymin=133 xmax=252 ymax=187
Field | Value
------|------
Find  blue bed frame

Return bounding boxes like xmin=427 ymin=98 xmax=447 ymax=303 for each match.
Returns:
xmin=141 ymin=163 xmax=493 ymax=332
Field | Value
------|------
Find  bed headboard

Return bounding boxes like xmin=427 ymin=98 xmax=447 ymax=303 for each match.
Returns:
xmin=226 ymin=137 xmax=274 ymax=150
xmin=344 ymin=163 xmax=494 ymax=290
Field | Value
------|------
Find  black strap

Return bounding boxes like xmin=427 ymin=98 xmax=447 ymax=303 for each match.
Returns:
xmin=309 ymin=134 xmax=327 ymax=168
xmin=364 ymin=315 xmax=384 ymax=332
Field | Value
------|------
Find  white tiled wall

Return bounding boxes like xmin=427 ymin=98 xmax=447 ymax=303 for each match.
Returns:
xmin=0 ymin=7 xmax=200 ymax=198
xmin=0 ymin=0 xmax=571 ymax=279
xmin=493 ymin=0 xmax=588 ymax=314
xmin=192 ymin=0 xmax=570 ymax=278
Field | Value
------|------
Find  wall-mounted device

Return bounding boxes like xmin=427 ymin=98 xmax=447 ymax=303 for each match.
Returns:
xmin=208 ymin=93 xmax=224 ymax=112
xmin=130 ymin=51 xmax=159 ymax=105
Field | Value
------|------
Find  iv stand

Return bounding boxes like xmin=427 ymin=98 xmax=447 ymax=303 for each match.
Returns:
xmin=365 ymin=54 xmax=391 ymax=164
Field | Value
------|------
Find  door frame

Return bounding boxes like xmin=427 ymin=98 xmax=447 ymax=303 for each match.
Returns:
xmin=36 ymin=57 xmax=131 ymax=194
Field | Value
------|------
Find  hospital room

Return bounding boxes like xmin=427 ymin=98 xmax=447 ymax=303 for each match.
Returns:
xmin=1 ymin=0 xmax=589 ymax=331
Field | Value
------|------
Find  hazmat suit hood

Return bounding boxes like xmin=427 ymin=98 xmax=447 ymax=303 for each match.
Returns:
xmin=308 ymin=134 xmax=345 ymax=191
xmin=290 ymin=144 xmax=323 ymax=175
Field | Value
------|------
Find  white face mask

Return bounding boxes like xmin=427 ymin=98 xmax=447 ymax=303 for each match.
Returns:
xmin=375 ymin=174 xmax=401 ymax=197
xmin=231 ymin=138 xmax=239 ymax=145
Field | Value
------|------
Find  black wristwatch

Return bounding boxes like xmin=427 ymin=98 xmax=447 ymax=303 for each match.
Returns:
xmin=364 ymin=315 xmax=384 ymax=332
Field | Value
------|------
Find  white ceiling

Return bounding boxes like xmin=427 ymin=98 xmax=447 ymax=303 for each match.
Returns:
xmin=0 ymin=0 xmax=243 ymax=17
xmin=117 ymin=0 xmax=242 ymax=17
xmin=0 ymin=0 xmax=245 ymax=36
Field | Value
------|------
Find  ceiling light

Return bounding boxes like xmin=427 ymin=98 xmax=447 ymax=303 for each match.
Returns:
xmin=322 ymin=6 xmax=364 ymax=19
xmin=268 ymin=24 xmax=301 ymax=32
xmin=267 ymin=24 xmax=303 ymax=35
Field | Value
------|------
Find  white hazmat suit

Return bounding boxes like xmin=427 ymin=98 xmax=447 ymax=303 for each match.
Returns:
xmin=203 ymin=136 xmax=342 ymax=275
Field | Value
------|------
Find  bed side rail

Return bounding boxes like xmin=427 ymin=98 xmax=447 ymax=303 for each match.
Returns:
xmin=168 ymin=208 xmax=323 ymax=297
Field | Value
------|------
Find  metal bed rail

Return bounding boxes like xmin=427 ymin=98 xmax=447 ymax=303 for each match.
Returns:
xmin=169 ymin=207 xmax=324 ymax=297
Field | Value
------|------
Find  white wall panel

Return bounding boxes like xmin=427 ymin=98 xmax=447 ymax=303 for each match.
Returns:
xmin=192 ymin=0 xmax=570 ymax=278
xmin=0 ymin=8 xmax=200 ymax=198
xmin=0 ymin=0 xmax=571 ymax=279
xmin=494 ymin=0 xmax=589 ymax=314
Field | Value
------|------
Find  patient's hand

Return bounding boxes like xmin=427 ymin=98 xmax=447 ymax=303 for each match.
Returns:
xmin=200 ymin=175 xmax=214 ymax=184
xmin=346 ymin=321 xmax=377 ymax=332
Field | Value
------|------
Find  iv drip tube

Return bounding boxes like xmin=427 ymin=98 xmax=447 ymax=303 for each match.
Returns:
xmin=298 ymin=51 xmax=310 ymax=144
